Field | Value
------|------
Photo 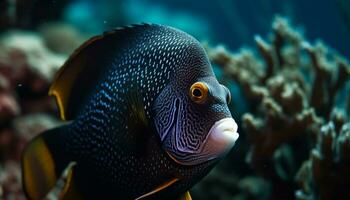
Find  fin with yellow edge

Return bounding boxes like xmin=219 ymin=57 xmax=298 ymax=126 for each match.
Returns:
xmin=178 ymin=191 xmax=192 ymax=200
xmin=45 ymin=162 xmax=81 ymax=200
xmin=135 ymin=178 xmax=180 ymax=200
xmin=22 ymin=126 xmax=73 ymax=200
xmin=48 ymin=24 xmax=153 ymax=120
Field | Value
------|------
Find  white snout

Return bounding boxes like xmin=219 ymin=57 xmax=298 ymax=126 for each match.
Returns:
xmin=204 ymin=118 xmax=239 ymax=158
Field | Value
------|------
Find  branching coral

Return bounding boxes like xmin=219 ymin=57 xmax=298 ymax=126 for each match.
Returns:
xmin=0 ymin=15 xmax=349 ymax=200
xmin=296 ymin=120 xmax=350 ymax=200
xmin=203 ymin=16 xmax=350 ymax=200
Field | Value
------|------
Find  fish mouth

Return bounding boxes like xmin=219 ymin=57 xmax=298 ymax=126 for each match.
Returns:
xmin=165 ymin=117 xmax=239 ymax=165
xmin=205 ymin=117 xmax=239 ymax=155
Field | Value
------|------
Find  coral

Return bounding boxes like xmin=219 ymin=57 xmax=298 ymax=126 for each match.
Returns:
xmin=0 ymin=31 xmax=65 ymax=115
xmin=0 ymin=161 xmax=24 ymax=200
xmin=0 ymin=74 xmax=20 ymax=122
xmin=0 ymin=24 xmax=80 ymax=199
xmin=296 ymin=121 xmax=350 ymax=200
xmin=0 ymin=14 xmax=349 ymax=200
xmin=0 ymin=31 xmax=66 ymax=82
xmin=0 ymin=113 xmax=62 ymax=199
xmin=202 ymin=16 xmax=350 ymax=200
xmin=192 ymin=168 xmax=271 ymax=200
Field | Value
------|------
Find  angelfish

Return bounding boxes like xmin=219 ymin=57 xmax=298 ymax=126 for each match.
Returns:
xmin=21 ymin=24 xmax=239 ymax=200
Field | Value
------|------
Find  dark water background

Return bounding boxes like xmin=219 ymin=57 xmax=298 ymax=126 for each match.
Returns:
xmin=1 ymin=0 xmax=349 ymax=57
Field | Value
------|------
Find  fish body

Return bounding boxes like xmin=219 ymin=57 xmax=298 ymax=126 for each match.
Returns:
xmin=22 ymin=24 xmax=239 ymax=199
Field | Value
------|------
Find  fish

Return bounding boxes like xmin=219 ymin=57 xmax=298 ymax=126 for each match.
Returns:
xmin=21 ymin=24 xmax=239 ymax=200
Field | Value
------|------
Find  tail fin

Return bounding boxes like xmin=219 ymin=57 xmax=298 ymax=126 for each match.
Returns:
xmin=22 ymin=126 xmax=70 ymax=200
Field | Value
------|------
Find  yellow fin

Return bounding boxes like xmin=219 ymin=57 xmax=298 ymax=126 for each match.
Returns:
xmin=45 ymin=162 xmax=82 ymax=200
xmin=22 ymin=136 xmax=57 ymax=200
xmin=49 ymin=24 xmax=154 ymax=121
xmin=48 ymin=36 xmax=102 ymax=121
xmin=135 ymin=178 xmax=180 ymax=200
xmin=178 ymin=191 xmax=192 ymax=200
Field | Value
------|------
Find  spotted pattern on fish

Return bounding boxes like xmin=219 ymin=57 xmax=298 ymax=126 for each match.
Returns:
xmin=56 ymin=24 xmax=224 ymax=199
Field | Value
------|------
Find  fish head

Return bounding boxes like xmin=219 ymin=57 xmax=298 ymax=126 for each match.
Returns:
xmin=152 ymin=40 xmax=239 ymax=166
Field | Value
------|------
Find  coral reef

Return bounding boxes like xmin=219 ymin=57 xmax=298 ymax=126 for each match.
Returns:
xmin=0 ymin=26 xmax=73 ymax=199
xmin=1 ymin=14 xmax=350 ymax=200
xmin=192 ymin=168 xmax=271 ymax=200
xmin=196 ymin=16 xmax=350 ymax=200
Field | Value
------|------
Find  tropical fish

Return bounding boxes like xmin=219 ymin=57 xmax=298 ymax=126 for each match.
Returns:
xmin=21 ymin=24 xmax=239 ymax=200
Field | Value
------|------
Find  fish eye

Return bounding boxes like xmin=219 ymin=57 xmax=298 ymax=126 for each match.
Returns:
xmin=227 ymin=90 xmax=231 ymax=104
xmin=190 ymin=82 xmax=209 ymax=104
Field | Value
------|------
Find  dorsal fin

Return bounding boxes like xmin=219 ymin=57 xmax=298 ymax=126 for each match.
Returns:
xmin=49 ymin=24 xmax=154 ymax=120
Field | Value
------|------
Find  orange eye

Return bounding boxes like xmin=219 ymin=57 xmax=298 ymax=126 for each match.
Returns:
xmin=190 ymin=82 xmax=209 ymax=104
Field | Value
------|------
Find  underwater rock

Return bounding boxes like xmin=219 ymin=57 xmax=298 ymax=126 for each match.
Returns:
xmin=204 ymin=16 xmax=350 ymax=200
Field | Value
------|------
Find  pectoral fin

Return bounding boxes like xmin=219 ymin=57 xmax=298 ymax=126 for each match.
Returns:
xmin=45 ymin=162 xmax=81 ymax=200
xmin=135 ymin=178 xmax=180 ymax=200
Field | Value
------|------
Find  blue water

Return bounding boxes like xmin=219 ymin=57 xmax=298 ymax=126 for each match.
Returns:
xmin=63 ymin=0 xmax=350 ymax=57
